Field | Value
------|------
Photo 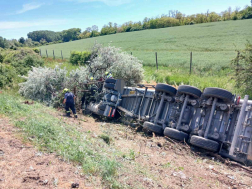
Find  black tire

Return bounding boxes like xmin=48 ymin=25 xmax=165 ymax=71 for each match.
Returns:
xmin=104 ymin=83 xmax=115 ymax=90
xmin=155 ymin=84 xmax=177 ymax=96
xmin=164 ymin=128 xmax=189 ymax=141
xmin=98 ymin=104 xmax=107 ymax=111
xmin=190 ymin=135 xmax=219 ymax=152
xmin=177 ymin=85 xmax=202 ymax=99
xmin=105 ymin=78 xmax=116 ymax=84
xmin=143 ymin=121 xmax=163 ymax=135
xmin=203 ymin=87 xmax=233 ymax=103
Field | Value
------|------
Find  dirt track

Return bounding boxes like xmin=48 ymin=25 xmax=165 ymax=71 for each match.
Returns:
xmin=1 ymin=111 xmax=252 ymax=189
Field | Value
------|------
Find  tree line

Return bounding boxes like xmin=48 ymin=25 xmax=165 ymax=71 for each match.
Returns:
xmin=0 ymin=6 xmax=251 ymax=49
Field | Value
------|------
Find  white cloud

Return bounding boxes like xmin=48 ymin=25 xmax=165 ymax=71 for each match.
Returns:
xmin=0 ymin=19 xmax=69 ymax=30
xmin=16 ymin=2 xmax=44 ymax=14
xmin=70 ymin=0 xmax=131 ymax=6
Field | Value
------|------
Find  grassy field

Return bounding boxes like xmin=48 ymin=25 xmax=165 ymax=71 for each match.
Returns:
xmin=40 ymin=19 xmax=252 ymax=68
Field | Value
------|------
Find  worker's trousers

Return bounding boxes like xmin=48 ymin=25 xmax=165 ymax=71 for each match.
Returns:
xmin=65 ymin=103 xmax=76 ymax=116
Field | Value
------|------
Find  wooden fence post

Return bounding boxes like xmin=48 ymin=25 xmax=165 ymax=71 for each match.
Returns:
xmin=61 ymin=50 xmax=63 ymax=60
xmin=46 ymin=49 xmax=48 ymax=58
xmin=155 ymin=52 xmax=158 ymax=70
xmin=190 ymin=52 xmax=192 ymax=75
xmin=53 ymin=50 xmax=55 ymax=59
xmin=39 ymin=49 xmax=42 ymax=57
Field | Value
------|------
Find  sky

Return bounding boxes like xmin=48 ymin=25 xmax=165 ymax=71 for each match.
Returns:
xmin=0 ymin=0 xmax=250 ymax=39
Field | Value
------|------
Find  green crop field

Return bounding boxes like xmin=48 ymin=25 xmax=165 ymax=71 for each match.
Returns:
xmin=40 ymin=19 xmax=252 ymax=68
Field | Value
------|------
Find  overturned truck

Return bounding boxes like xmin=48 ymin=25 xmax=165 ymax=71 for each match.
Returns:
xmin=86 ymin=78 xmax=252 ymax=165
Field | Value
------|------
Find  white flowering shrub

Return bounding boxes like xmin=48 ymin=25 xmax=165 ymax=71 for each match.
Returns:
xmin=88 ymin=43 xmax=144 ymax=86
xmin=19 ymin=66 xmax=68 ymax=106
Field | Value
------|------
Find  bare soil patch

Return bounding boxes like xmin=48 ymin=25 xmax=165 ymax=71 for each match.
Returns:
xmin=0 ymin=116 xmax=91 ymax=189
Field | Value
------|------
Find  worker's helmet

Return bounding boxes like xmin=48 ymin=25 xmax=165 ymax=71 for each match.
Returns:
xmin=90 ymin=77 xmax=94 ymax=80
xmin=105 ymin=71 xmax=109 ymax=75
xmin=63 ymin=88 xmax=69 ymax=93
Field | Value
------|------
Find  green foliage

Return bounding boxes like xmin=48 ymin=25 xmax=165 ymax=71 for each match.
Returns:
xmin=61 ymin=28 xmax=81 ymax=42
xmin=0 ymin=36 xmax=10 ymax=48
xmin=27 ymin=30 xmax=61 ymax=43
xmin=69 ymin=51 xmax=91 ymax=65
xmin=0 ymin=64 xmax=16 ymax=88
xmin=240 ymin=6 xmax=252 ymax=19
xmin=11 ymin=55 xmax=44 ymax=75
xmin=0 ymin=48 xmax=44 ymax=88
xmin=232 ymin=41 xmax=252 ymax=97
xmin=99 ymin=134 xmax=111 ymax=145
xmin=33 ymin=48 xmax=40 ymax=54
xmin=19 ymin=37 xmax=25 ymax=44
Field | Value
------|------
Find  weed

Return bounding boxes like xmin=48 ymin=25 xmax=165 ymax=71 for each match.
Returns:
xmin=163 ymin=162 xmax=172 ymax=168
xmin=99 ymin=134 xmax=111 ymax=145
xmin=129 ymin=149 xmax=136 ymax=160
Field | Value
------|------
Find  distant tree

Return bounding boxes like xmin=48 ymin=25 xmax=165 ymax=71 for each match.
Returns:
xmin=40 ymin=38 xmax=47 ymax=45
xmin=0 ymin=37 xmax=5 ymax=48
xmin=86 ymin=27 xmax=92 ymax=33
xmin=0 ymin=36 xmax=9 ymax=48
xmin=25 ymin=38 xmax=33 ymax=47
xmin=27 ymin=30 xmax=61 ymax=43
xmin=91 ymin=25 xmax=98 ymax=32
xmin=19 ymin=37 xmax=25 ymax=44
xmin=61 ymin=28 xmax=81 ymax=42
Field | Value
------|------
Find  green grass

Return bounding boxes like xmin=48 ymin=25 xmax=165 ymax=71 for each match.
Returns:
xmin=143 ymin=66 xmax=243 ymax=95
xmin=40 ymin=19 xmax=252 ymax=67
xmin=0 ymin=92 xmax=121 ymax=188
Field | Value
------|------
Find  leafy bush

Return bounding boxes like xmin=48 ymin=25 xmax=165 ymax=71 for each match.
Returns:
xmin=33 ymin=48 xmax=40 ymax=54
xmin=11 ymin=55 xmax=44 ymax=75
xmin=232 ymin=41 xmax=252 ymax=96
xmin=70 ymin=51 xmax=91 ymax=65
xmin=2 ymin=49 xmax=44 ymax=75
xmin=0 ymin=64 xmax=16 ymax=88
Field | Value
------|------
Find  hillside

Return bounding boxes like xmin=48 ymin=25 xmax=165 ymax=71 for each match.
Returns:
xmin=40 ymin=19 xmax=252 ymax=67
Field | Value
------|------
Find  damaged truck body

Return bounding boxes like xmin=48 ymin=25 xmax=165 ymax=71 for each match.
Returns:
xmin=86 ymin=78 xmax=252 ymax=165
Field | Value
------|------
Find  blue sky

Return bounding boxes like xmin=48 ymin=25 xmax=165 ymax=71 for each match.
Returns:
xmin=0 ymin=0 xmax=250 ymax=39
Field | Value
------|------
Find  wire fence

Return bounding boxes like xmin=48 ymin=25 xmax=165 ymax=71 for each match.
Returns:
xmin=39 ymin=48 xmax=233 ymax=75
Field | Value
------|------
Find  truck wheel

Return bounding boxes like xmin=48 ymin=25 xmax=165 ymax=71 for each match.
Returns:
xmin=177 ymin=85 xmax=202 ymax=99
xmin=143 ymin=121 xmax=163 ymax=135
xmin=189 ymin=135 xmax=219 ymax=152
xmin=155 ymin=84 xmax=177 ymax=96
xmin=164 ymin=128 xmax=189 ymax=141
xmin=203 ymin=87 xmax=233 ymax=103
xmin=105 ymin=78 xmax=116 ymax=84
xmin=104 ymin=83 xmax=115 ymax=90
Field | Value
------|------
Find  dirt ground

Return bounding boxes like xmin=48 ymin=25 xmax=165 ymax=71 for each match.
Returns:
xmin=0 ymin=116 xmax=92 ymax=189
xmin=1 ymin=110 xmax=252 ymax=189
